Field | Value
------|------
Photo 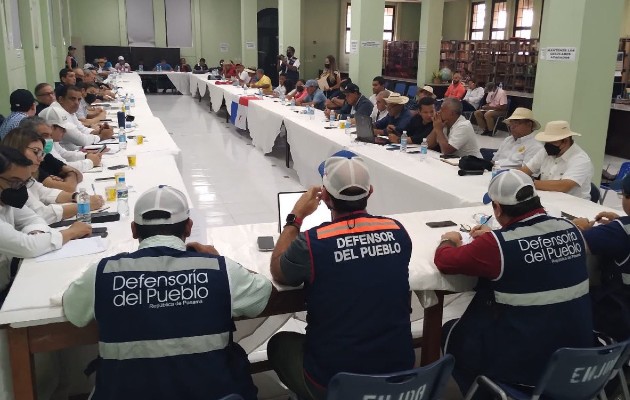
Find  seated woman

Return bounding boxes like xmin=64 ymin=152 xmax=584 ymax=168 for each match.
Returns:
xmin=178 ymin=58 xmax=192 ymax=72
xmin=0 ymin=145 xmax=91 ymax=302
xmin=286 ymin=79 xmax=308 ymax=103
xmin=3 ymin=128 xmax=104 ymax=224
xmin=318 ymin=55 xmax=342 ymax=97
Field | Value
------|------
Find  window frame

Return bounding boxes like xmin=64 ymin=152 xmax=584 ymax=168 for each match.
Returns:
xmin=345 ymin=4 xmax=396 ymax=54
xmin=512 ymin=0 xmax=534 ymax=39
xmin=490 ymin=0 xmax=507 ymax=40
xmin=469 ymin=1 xmax=486 ymax=41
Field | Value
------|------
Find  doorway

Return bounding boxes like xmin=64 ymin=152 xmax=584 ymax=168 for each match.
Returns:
xmin=257 ymin=8 xmax=279 ymax=86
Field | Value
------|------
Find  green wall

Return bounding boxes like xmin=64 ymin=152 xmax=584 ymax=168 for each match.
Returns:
xmin=69 ymin=0 xmax=122 ymax=48
xmin=442 ymin=1 xmax=469 ymax=40
xmin=397 ymin=3 xmax=422 ymax=41
xmin=302 ymin=0 xmax=341 ymax=80
xmin=199 ymin=1 xmax=242 ymax=65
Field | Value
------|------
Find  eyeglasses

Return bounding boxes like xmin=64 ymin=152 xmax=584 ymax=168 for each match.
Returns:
xmin=27 ymin=147 xmax=45 ymax=159
xmin=0 ymin=176 xmax=30 ymax=190
xmin=36 ymin=91 xmax=55 ymax=97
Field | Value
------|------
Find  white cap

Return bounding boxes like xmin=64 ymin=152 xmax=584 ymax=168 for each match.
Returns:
xmin=483 ymin=169 xmax=538 ymax=205
xmin=134 ymin=185 xmax=190 ymax=225
xmin=118 ymin=56 xmax=124 ymax=61
xmin=39 ymin=105 xmax=74 ymax=131
xmin=318 ymin=150 xmax=371 ymax=201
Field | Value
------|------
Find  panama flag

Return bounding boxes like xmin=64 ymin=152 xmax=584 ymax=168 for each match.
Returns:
xmin=231 ymin=95 xmax=262 ymax=130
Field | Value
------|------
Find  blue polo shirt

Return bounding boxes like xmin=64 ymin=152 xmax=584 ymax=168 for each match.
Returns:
xmin=374 ymin=108 xmax=413 ymax=135
xmin=304 ymin=89 xmax=327 ymax=110
xmin=583 ymin=217 xmax=630 ymax=267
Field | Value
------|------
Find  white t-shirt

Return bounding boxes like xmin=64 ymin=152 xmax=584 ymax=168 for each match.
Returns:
xmin=63 ymin=235 xmax=273 ymax=327
xmin=492 ymin=133 xmax=543 ymax=168
xmin=525 ymin=143 xmax=594 ymax=200
xmin=463 ymin=87 xmax=485 ymax=109
xmin=239 ymin=71 xmax=251 ymax=85
xmin=444 ymin=115 xmax=482 ymax=157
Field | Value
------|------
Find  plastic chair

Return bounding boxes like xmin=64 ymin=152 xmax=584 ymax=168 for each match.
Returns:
xmin=596 ymin=333 xmax=630 ymax=400
xmin=491 ymin=98 xmax=512 ymax=136
xmin=394 ymin=82 xmax=407 ymax=96
xmin=218 ymin=395 xmax=244 ymax=400
xmin=407 ymin=85 xmax=418 ymax=99
xmin=591 ymin=182 xmax=602 ymax=203
xmin=327 ymin=354 xmax=455 ymax=400
xmin=600 ymin=161 xmax=630 ymax=204
xmin=463 ymin=341 xmax=627 ymax=400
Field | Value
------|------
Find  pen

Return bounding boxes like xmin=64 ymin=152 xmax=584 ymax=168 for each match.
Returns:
xmin=91 ymin=184 xmax=96 ymax=195
xmin=483 ymin=216 xmax=493 ymax=226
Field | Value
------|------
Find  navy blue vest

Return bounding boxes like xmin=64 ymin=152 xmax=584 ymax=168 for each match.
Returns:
xmin=283 ymin=57 xmax=299 ymax=82
xmin=613 ymin=216 xmax=630 ymax=285
xmin=303 ymin=213 xmax=415 ymax=388
xmin=93 ymin=246 xmax=257 ymax=400
xmin=445 ymin=213 xmax=593 ymax=385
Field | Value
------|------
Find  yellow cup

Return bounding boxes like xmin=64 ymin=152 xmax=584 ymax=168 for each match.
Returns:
xmin=339 ymin=120 xmax=346 ymax=129
xmin=135 ymin=135 xmax=144 ymax=145
xmin=127 ymin=154 xmax=137 ymax=168
xmin=105 ymin=186 xmax=116 ymax=202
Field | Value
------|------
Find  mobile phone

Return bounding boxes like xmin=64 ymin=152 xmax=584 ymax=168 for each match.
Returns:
xmin=257 ymin=236 xmax=275 ymax=252
xmin=407 ymin=150 xmax=421 ymax=154
xmin=426 ymin=220 xmax=458 ymax=228
xmin=440 ymin=154 xmax=459 ymax=159
xmin=324 ymin=126 xmax=335 ymax=129
xmin=89 ymin=227 xmax=108 ymax=238
xmin=101 ymin=119 xmax=113 ymax=122
xmin=107 ymin=164 xmax=128 ymax=170
xmin=97 ymin=145 xmax=107 ymax=153
xmin=94 ymin=176 xmax=115 ymax=181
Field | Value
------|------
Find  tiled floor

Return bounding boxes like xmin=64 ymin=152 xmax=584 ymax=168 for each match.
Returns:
xmin=147 ymin=94 xmax=627 ymax=399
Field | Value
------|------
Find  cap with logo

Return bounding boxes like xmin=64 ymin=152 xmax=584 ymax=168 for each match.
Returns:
xmin=318 ymin=150 xmax=371 ymax=201
xmin=344 ymin=83 xmax=361 ymax=94
xmin=39 ymin=105 xmax=75 ymax=131
xmin=10 ymin=89 xmax=35 ymax=112
xmin=482 ymin=169 xmax=538 ymax=205
xmin=134 ymin=185 xmax=190 ymax=225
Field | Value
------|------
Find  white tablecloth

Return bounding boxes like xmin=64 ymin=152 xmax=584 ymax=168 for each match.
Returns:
xmin=137 ymin=71 xmax=191 ymax=95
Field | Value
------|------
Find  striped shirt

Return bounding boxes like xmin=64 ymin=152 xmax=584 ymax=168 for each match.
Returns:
xmin=0 ymin=112 xmax=28 ymax=139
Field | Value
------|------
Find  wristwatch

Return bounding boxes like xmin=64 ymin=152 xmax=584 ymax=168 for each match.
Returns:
xmin=285 ymin=213 xmax=303 ymax=229
xmin=71 ymin=192 xmax=79 ymax=203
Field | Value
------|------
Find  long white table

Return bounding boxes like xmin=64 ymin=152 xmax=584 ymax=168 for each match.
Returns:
xmin=137 ymin=71 xmax=192 ymax=95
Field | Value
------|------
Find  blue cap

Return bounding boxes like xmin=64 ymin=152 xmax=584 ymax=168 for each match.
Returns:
xmin=623 ymin=173 xmax=630 ymax=195
xmin=318 ymin=150 xmax=359 ymax=177
xmin=482 ymin=193 xmax=492 ymax=205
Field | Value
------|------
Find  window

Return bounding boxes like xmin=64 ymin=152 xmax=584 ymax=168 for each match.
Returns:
xmin=345 ymin=5 xmax=395 ymax=53
xmin=126 ymin=0 xmax=155 ymax=47
xmin=165 ymin=0 xmax=192 ymax=47
xmin=490 ymin=0 xmax=507 ymax=40
xmin=469 ymin=2 xmax=486 ymax=40
xmin=513 ymin=0 xmax=534 ymax=39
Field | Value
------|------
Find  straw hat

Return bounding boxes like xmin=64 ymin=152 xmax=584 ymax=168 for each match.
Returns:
xmin=535 ymin=121 xmax=581 ymax=142
xmin=384 ymin=92 xmax=409 ymax=105
xmin=244 ymin=68 xmax=256 ymax=74
xmin=420 ymin=85 xmax=435 ymax=97
xmin=504 ymin=107 xmax=541 ymax=131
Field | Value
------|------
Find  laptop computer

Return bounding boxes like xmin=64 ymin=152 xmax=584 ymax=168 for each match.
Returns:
xmin=355 ymin=114 xmax=377 ymax=143
xmin=277 ymin=191 xmax=331 ymax=233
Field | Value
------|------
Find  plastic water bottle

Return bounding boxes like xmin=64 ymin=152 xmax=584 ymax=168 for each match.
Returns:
xmin=176 ymin=65 xmax=180 ymax=72
xmin=420 ymin=138 xmax=428 ymax=161
xmin=119 ymin=128 xmax=127 ymax=150
xmin=116 ymin=177 xmax=129 ymax=217
xmin=157 ymin=64 xmax=161 ymax=72
xmin=280 ymin=93 xmax=286 ymax=105
xmin=329 ymin=110 xmax=336 ymax=127
xmin=290 ymin=98 xmax=295 ymax=110
xmin=76 ymin=188 xmax=91 ymax=223
xmin=345 ymin=116 xmax=351 ymax=136
xmin=492 ymin=162 xmax=502 ymax=178
xmin=306 ymin=105 xmax=313 ymax=120
xmin=124 ymin=97 xmax=131 ymax=111
xmin=400 ymin=131 xmax=408 ymax=152
xmin=138 ymin=65 xmax=143 ymax=72
xmin=130 ymin=94 xmax=135 ymax=107
xmin=499 ymin=82 xmax=503 ymax=90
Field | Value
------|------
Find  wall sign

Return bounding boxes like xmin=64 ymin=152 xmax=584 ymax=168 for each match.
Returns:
xmin=360 ymin=40 xmax=381 ymax=49
xmin=219 ymin=43 xmax=229 ymax=53
xmin=539 ymin=47 xmax=577 ymax=61
xmin=245 ymin=41 xmax=256 ymax=50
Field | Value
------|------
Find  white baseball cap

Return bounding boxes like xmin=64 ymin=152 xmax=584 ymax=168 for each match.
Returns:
xmin=118 ymin=56 xmax=125 ymax=61
xmin=134 ymin=185 xmax=190 ymax=225
xmin=39 ymin=105 xmax=74 ymax=131
xmin=482 ymin=169 xmax=538 ymax=205
xmin=318 ymin=150 xmax=371 ymax=201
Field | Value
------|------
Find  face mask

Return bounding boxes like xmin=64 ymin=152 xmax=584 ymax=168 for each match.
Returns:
xmin=85 ymin=93 xmax=97 ymax=104
xmin=296 ymin=86 xmax=304 ymax=92
xmin=43 ymin=138 xmax=54 ymax=154
xmin=0 ymin=185 xmax=28 ymax=209
xmin=544 ymin=143 xmax=562 ymax=156
xmin=75 ymin=77 xmax=83 ymax=84
xmin=324 ymin=63 xmax=330 ymax=68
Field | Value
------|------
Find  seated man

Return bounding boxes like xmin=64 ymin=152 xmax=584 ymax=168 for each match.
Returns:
xmin=444 ymin=72 xmax=466 ymax=100
xmin=268 ymin=151 xmax=414 ymax=400
xmin=114 ymin=56 xmax=130 ymax=72
xmin=369 ymin=76 xmax=388 ymax=105
xmin=333 ymin=83 xmax=373 ymax=121
xmin=63 ymin=185 xmax=274 ymax=400
xmin=370 ymin=90 xmax=390 ymax=123
xmin=0 ymin=146 xmax=91 ymax=301
xmin=436 ymin=169 xmax=593 ymax=395
xmin=273 ymin=72 xmax=289 ymax=97
xmin=461 ymin=78 xmax=485 ymax=112
xmin=297 ymin=80 xmax=327 ymax=110
xmin=473 ymin=82 xmax=508 ymax=136
xmin=154 ymin=59 xmax=173 ymax=71
xmin=373 ymin=92 xmax=412 ymax=139
xmin=573 ymin=173 xmax=630 ymax=341
xmin=426 ymin=98 xmax=481 ymax=157
xmin=249 ymin=68 xmax=273 ymax=95
xmin=324 ymin=78 xmax=352 ymax=111
xmin=73 ymin=68 xmax=85 ymax=84
xmin=0 ymin=89 xmax=37 ymax=139
xmin=406 ymin=85 xmax=436 ymax=114
xmin=58 ymin=68 xmax=76 ymax=89
xmin=520 ymin=120 xmax=593 ymax=199
xmin=193 ymin=57 xmax=209 ymax=72
xmin=76 ymin=82 xmax=106 ymax=125
xmin=34 ymin=83 xmax=56 ymax=114
xmin=490 ymin=107 xmax=542 ymax=167
xmin=403 ymin=96 xmax=438 ymax=145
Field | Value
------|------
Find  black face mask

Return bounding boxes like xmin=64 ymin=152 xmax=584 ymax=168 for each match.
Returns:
xmin=324 ymin=63 xmax=330 ymax=68
xmin=75 ymin=77 xmax=83 ymax=84
xmin=296 ymin=86 xmax=304 ymax=92
xmin=1 ymin=185 xmax=28 ymax=209
xmin=85 ymin=93 xmax=97 ymax=104
xmin=544 ymin=143 xmax=562 ymax=156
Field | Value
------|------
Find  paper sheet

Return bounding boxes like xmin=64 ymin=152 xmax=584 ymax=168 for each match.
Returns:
xmin=36 ymin=237 xmax=108 ymax=262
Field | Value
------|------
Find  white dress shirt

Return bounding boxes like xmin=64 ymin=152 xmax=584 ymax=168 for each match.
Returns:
xmin=46 ymin=103 xmax=100 ymax=151
xmin=26 ymin=180 xmax=64 ymax=224
xmin=525 ymin=143 xmax=594 ymax=200
xmin=239 ymin=71 xmax=251 ymax=85
xmin=0 ymin=205 xmax=63 ymax=291
xmin=492 ymin=133 xmax=543 ymax=168
xmin=77 ymin=99 xmax=88 ymax=120
xmin=444 ymin=115 xmax=482 ymax=157
xmin=51 ymin=143 xmax=94 ymax=172
xmin=463 ymin=87 xmax=485 ymax=109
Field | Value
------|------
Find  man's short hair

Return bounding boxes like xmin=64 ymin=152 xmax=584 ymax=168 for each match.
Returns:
xmin=499 ymin=186 xmax=542 ymax=218
xmin=55 ymin=84 xmax=81 ymax=99
xmin=34 ymin=83 xmax=52 ymax=96
xmin=134 ymin=211 xmax=189 ymax=240
xmin=287 ymin=46 xmax=295 ymax=53
xmin=200 ymin=58 xmax=206 ymax=63
xmin=19 ymin=116 xmax=48 ymax=131
xmin=59 ymin=68 xmax=73 ymax=80
xmin=257 ymin=68 xmax=264 ymax=74
xmin=373 ymin=76 xmax=386 ymax=86
xmin=0 ymin=145 xmax=33 ymax=174
xmin=418 ymin=96 xmax=436 ymax=107
xmin=442 ymin=98 xmax=462 ymax=116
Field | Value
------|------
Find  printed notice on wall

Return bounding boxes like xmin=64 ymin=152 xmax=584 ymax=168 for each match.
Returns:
xmin=219 ymin=43 xmax=229 ymax=53
xmin=539 ymin=47 xmax=577 ymax=61
xmin=245 ymin=41 xmax=256 ymax=50
xmin=361 ymin=40 xmax=381 ymax=49
xmin=350 ymin=40 xmax=358 ymax=54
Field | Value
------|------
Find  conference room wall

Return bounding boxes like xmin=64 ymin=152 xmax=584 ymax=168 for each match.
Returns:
xmin=442 ymin=1 xmax=469 ymax=40
xmin=396 ymin=2 xmax=422 ymax=41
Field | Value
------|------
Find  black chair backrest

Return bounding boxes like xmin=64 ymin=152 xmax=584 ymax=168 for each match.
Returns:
xmin=534 ymin=342 xmax=626 ymax=400
xmin=327 ymin=354 xmax=455 ymax=400
xmin=590 ymin=182 xmax=601 ymax=203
